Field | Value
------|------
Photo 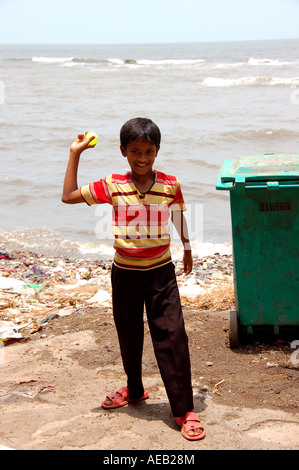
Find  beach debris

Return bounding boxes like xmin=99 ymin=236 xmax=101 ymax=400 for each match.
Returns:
xmin=178 ymin=275 xmax=204 ymax=297
xmin=40 ymin=313 xmax=60 ymax=324
xmin=0 ymin=248 xmax=234 ymax=340
xmin=0 ymin=320 xmax=30 ymax=343
xmin=194 ymin=391 xmax=212 ymax=400
xmin=29 ymin=313 xmax=61 ymax=335
xmin=0 ymin=276 xmax=26 ymax=293
xmin=0 ymin=251 xmax=13 ymax=260
xmin=87 ymin=289 xmax=111 ymax=304
xmin=214 ymin=379 xmax=225 ymax=396
xmin=266 ymin=362 xmax=279 ymax=368
xmin=194 ymin=382 xmax=212 ymax=401
xmin=176 ymin=252 xmax=234 ymax=310
xmin=0 ymin=380 xmax=55 ymax=398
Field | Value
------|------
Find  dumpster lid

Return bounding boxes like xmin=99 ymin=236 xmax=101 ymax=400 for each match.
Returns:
xmin=216 ymin=153 xmax=299 ymax=190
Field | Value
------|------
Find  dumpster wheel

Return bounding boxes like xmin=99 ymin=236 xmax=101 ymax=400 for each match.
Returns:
xmin=229 ymin=310 xmax=239 ymax=348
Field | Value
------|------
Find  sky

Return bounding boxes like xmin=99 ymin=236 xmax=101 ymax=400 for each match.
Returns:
xmin=0 ymin=0 xmax=298 ymax=45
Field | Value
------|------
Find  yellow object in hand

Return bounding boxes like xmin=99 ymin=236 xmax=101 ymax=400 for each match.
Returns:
xmin=85 ymin=131 xmax=98 ymax=146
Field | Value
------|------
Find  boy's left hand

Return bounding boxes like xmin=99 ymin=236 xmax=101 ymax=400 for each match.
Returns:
xmin=183 ymin=250 xmax=192 ymax=275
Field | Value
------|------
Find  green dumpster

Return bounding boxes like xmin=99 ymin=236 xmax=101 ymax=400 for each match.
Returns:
xmin=216 ymin=153 xmax=299 ymax=347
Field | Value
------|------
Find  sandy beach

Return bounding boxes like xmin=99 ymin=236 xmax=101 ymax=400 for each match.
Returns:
xmin=0 ymin=249 xmax=298 ymax=451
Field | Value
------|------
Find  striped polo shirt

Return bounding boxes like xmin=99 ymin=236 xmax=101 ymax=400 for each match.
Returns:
xmin=80 ymin=170 xmax=186 ymax=270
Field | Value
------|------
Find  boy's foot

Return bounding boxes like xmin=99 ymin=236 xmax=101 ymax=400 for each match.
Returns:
xmin=102 ymin=386 xmax=149 ymax=409
xmin=174 ymin=411 xmax=205 ymax=441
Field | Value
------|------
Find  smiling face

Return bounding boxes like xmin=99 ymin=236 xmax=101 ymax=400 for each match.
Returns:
xmin=120 ymin=140 xmax=160 ymax=179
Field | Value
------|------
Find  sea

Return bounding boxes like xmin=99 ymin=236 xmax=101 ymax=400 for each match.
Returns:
xmin=0 ymin=39 xmax=299 ymax=260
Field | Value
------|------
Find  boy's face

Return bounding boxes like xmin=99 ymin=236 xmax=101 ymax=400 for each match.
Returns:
xmin=120 ymin=140 xmax=160 ymax=177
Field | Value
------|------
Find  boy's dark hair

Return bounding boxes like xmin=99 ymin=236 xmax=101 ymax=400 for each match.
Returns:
xmin=120 ymin=117 xmax=161 ymax=149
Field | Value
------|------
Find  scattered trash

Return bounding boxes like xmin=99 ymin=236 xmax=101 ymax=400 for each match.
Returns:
xmin=194 ymin=384 xmax=212 ymax=401
xmin=214 ymin=379 xmax=225 ymax=396
xmin=87 ymin=289 xmax=111 ymax=304
xmin=23 ymin=283 xmax=44 ymax=290
xmin=179 ymin=275 xmax=204 ymax=297
xmin=0 ymin=248 xmax=234 ymax=340
xmin=266 ymin=362 xmax=279 ymax=368
xmin=0 ymin=276 xmax=26 ymax=293
xmin=40 ymin=313 xmax=60 ymax=325
xmin=0 ymin=380 xmax=55 ymax=398
xmin=0 ymin=250 xmax=113 ymax=337
xmin=0 ymin=251 xmax=13 ymax=260
xmin=0 ymin=320 xmax=30 ymax=343
xmin=176 ymin=253 xmax=234 ymax=310
xmin=194 ymin=392 xmax=212 ymax=400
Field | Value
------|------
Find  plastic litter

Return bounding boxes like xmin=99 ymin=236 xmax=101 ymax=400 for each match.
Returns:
xmin=0 ymin=320 xmax=29 ymax=342
xmin=40 ymin=313 xmax=60 ymax=324
xmin=87 ymin=289 xmax=111 ymax=304
xmin=0 ymin=276 xmax=26 ymax=292
xmin=23 ymin=283 xmax=44 ymax=290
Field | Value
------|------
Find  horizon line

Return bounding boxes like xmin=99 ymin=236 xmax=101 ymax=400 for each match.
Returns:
xmin=1 ymin=37 xmax=299 ymax=47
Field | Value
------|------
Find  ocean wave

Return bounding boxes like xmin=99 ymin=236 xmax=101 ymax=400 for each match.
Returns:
xmin=30 ymin=55 xmax=298 ymax=73
xmin=32 ymin=56 xmax=104 ymax=66
xmin=107 ymin=57 xmax=206 ymax=68
xmin=31 ymin=56 xmax=206 ymax=69
xmin=30 ymin=54 xmax=298 ymax=69
xmin=220 ymin=128 xmax=299 ymax=141
xmin=0 ymin=228 xmax=114 ymax=259
xmin=0 ymin=227 xmax=231 ymax=259
xmin=213 ymin=62 xmax=247 ymax=69
xmin=202 ymin=76 xmax=299 ymax=87
xmin=184 ymin=158 xmax=220 ymax=170
xmin=138 ymin=58 xmax=205 ymax=66
xmin=213 ymin=58 xmax=294 ymax=69
xmin=32 ymin=56 xmax=74 ymax=64
xmin=248 ymin=57 xmax=292 ymax=66
xmin=0 ymin=175 xmax=25 ymax=184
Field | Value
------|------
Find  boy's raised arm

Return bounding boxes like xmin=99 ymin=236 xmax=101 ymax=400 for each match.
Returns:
xmin=62 ymin=133 xmax=95 ymax=204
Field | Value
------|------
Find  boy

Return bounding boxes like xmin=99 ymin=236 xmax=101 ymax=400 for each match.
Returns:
xmin=62 ymin=117 xmax=205 ymax=441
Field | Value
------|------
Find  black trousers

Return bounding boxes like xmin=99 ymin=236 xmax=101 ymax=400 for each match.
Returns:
xmin=111 ymin=261 xmax=194 ymax=417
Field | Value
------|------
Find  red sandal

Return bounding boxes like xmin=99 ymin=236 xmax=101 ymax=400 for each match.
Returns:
xmin=101 ymin=386 xmax=149 ymax=409
xmin=174 ymin=411 xmax=205 ymax=441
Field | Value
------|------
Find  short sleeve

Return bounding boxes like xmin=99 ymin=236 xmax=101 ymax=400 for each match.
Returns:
xmin=169 ymin=179 xmax=186 ymax=212
xmin=80 ymin=177 xmax=112 ymax=206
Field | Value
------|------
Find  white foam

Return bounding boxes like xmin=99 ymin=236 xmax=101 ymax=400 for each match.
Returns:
xmin=78 ymin=242 xmax=114 ymax=257
xmin=171 ymin=240 xmax=232 ymax=259
xmin=213 ymin=62 xmax=247 ymax=69
xmin=203 ymin=76 xmax=299 ymax=87
xmin=248 ymin=57 xmax=291 ymax=66
xmin=203 ymin=76 xmax=258 ymax=87
xmin=0 ymin=227 xmax=231 ymax=260
xmin=138 ymin=58 xmax=205 ymax=67
xmin=107 ymin=58 xmax=205 ymax=68
xmin=32 ymin=56 xmax=73 ymax=64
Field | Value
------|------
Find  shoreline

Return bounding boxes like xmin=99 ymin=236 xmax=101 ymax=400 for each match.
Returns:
xmin=0 ymin=227 xmax=232 ymax=261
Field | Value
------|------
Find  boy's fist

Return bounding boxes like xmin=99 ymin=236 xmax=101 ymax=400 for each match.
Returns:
xmin=70 ymin=132 xmax=96 ymax=154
